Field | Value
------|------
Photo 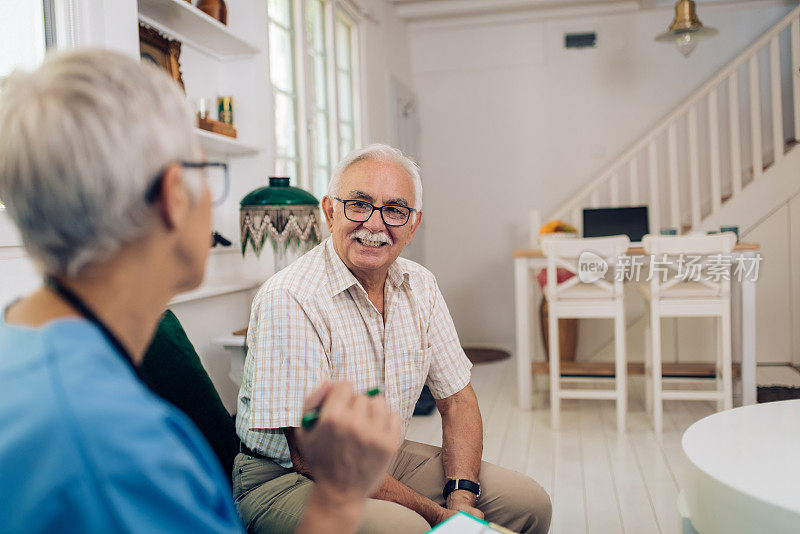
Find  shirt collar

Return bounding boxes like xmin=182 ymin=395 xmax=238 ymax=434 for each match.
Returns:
xmin=324 ymin=238 xmax=410 ymax=297
xmin=387 ymin=260 xmax=409 ymax=289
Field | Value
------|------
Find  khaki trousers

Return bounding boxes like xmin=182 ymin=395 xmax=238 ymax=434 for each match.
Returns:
xmin=233 ymin=440 xmax=551 ymax=534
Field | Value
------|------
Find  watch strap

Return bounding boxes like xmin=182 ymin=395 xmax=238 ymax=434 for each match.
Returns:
xmin=443 ymin=478 xmax=481 ymax=500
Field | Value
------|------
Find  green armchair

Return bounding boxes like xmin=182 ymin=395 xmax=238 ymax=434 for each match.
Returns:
xmin=140 ymin=310 xmax=240 ymax=483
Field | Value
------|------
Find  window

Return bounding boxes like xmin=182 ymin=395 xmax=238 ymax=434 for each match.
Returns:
xmin=334 ymin=9 xmax=358 ymax=159
xmin=0 ymin=1 xmax=49 ymax=83
xmin=268 ymin=0 xmax=301 ymax=184
xmin=267 ymin=0 xmax=361 ymax=199
xmin=305 ymin=0 xmax=331 ymax=198
xmin=0 ymin=0 xmax=52 ymax=213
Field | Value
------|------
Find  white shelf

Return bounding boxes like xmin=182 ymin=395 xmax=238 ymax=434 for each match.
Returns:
xmin=170 ymin=278 xmax=261 ymax=305
xmin=211 ymin=335 xmax=246 ymax=348
xmin=138 ymin=0 xmax=260 ymax=59
xmin=196 ymin=128 xmax=262 ymax=157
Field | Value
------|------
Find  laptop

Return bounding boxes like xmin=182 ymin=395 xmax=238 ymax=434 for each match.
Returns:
xmin=582 ymin=206 xmax=649 ymax=245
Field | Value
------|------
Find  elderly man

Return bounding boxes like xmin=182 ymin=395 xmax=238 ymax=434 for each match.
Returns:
xmin=0 ymin=50 xmax=400 ymax=534
xmin=234 ymin=144 xmax=552 ymax=533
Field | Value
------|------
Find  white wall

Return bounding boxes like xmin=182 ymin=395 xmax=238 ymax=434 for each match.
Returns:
xmin=744 ymin=202 xmax=793 ymax=364
xmin=361 ymin=0 xmax=413 ymax=143
xmin=790 ymin=194 xmax=800 ymax=366
xmin=408 ymin=1 xmax=796 ymax=352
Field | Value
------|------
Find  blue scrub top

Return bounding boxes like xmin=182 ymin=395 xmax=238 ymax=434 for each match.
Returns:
xmin=0 ymin=316 xmax=244 ymax=533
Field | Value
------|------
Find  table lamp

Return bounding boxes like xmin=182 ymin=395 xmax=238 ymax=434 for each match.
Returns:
xmin=240 ymin=177 xmax=322 ymax=271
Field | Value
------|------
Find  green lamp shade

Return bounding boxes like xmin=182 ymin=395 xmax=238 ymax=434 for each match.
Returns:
xmin=240 ymin=176 xmax=319 ymax=206
xmin=240 ymin=177 xmax=322 ymax=257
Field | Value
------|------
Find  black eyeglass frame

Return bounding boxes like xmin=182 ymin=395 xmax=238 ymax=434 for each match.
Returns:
xmin=144 ymin=161 xmax=229 ymax=206
xmin=333 ymin=196 xmax=416 ymax=227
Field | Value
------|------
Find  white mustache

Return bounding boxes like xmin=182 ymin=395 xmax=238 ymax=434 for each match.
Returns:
xmin=349 ymin=228 xmax=393 ymax=246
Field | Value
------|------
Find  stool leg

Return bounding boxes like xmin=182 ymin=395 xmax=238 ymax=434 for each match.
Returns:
xmin=721 ymin=305 xmax=733 ymax=411
xmin=716 ymin=314 xmax=724 ymax=412
xmin=615 ymin=300 xmax=627 ymax=432
xmin=645 ymin=324 xmax=653 ymax=415
xmin=549 ymin=306 xmax=561 ymax=430
xmin=651 ymin=304 xmax=663 ymax=436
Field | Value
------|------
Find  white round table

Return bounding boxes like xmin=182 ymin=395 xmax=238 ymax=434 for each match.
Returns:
xmin=682 ymin=399 xmax=800 ymax=534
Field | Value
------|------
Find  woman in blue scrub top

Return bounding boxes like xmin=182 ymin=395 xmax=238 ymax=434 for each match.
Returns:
xmin=0 ymin=49 xmax=401 ymax=534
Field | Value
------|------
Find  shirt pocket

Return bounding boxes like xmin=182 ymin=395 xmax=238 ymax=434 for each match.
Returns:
xmin=386 ymin=347 xmax=432 ymax=423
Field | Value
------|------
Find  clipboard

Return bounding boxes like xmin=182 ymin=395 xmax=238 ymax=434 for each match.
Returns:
xmin=426 ymin=511 xmax=518 ymax=534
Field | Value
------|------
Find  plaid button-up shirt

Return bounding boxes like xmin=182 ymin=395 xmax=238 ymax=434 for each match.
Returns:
xmin=236 ymin=238 xmax=472 ymax=467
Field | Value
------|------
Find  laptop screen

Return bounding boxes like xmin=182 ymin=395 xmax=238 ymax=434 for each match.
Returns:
xmin=582 ymin=206 xmax=649 ymax=242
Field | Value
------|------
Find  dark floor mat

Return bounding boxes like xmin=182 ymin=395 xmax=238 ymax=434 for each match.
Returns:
xmin=464 ymin=347 xmax=509 ymax=364
xmin=757 ymin=386 xmax=800 ymax=403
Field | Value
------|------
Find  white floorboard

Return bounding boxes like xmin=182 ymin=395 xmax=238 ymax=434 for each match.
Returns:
xmin=406 ymin=359 xmax=794 ymax=533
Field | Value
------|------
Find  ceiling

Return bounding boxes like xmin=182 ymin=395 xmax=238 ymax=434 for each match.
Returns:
xmin=388 ymin=0 xmax=768 ymax=23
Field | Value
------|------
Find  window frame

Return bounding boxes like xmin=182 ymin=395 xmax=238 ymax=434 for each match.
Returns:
xmin=267 ymin=0 xmax=303 ymax=186
xmin=332 ymin=4 xmax=361 ymax=163
xmin=267 ymin=0 xmax=362 ymax=198
xmin=302 ymin=0 xmax=334 ymax=198
xmin=0 ymin=0 xmax=56 ymax=224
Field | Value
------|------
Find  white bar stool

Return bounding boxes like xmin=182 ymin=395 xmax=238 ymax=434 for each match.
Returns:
xmin=542 ymin=235 xmax=630 ymax=431
xmin=641 ymin=233 xmax=737 ymax=435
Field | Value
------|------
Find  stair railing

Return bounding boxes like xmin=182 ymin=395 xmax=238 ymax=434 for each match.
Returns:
xmin=549 ymin=4 xmax=800 ymax=235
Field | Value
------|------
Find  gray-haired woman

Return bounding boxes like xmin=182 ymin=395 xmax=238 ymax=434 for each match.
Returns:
xmin=0 ymin=49 xmax=399 ymax=534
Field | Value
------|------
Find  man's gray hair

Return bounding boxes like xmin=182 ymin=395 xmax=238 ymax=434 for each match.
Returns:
xmin=0 ymin=49 xmax=201 ymax=276
xmin=328 ymin=143 xmax=423 ymax=213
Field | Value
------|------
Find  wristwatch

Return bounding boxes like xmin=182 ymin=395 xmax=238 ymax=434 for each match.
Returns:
xmin=443 ymin=479 xmax=481 ymax=501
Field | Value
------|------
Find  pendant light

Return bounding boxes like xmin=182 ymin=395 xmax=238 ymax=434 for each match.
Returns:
xmin=655 ymin=0 xmax=718 ymax=58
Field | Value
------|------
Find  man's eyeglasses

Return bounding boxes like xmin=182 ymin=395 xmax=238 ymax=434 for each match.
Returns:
xmin=145 ymin=161 xmax=229 ymax=206
xmin=333 ymin=197 xmax=414 ymax=227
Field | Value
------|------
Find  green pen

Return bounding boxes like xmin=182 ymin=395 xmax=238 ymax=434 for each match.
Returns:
xmin=301 ymin=387 xmax=383 ymax=429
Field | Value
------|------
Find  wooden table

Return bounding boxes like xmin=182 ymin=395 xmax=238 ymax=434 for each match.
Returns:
xmin=512 ymin=243 xmax=760 ymax=409
xmin=681 ymin=399 xmax=800 ymax=533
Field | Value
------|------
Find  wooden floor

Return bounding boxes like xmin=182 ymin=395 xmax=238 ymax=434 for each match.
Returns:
xmin=405 ymin=360 xmax=800 ymax=534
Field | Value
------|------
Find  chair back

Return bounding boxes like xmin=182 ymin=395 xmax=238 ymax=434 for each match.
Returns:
xmin=141 ymin=310 xmax=240 ymax=482
xmin=641 ymin=233 xmax=737 ymax=298
xmin=641 ymin=233 xmax=736 ymax=256
xmin=541 ymin=235 xmax=630 ymax=300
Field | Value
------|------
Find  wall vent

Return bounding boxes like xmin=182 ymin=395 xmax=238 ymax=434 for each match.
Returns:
xmin=565 ymin=33 xmax=596 ymax=49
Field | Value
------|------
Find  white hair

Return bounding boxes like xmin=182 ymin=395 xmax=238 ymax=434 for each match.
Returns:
xmin=0 ymin=49 xmax=201 ymax=276
xmin=328 ymin=143 xmax=423 ymax=215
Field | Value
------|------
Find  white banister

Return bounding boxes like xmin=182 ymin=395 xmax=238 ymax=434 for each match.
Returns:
xmin=628 ymin=158 xmax=639 ymax=205
xmin=610 ymin=173 xmax=619 ymax=206
xmin=770 ymin=36 xmax=784 ymax=165
xmin=750 ymin=55 xmax=763 ymax=180
xmin=792 ymin=19 xmax=800 ymax=142
xmin=572 ymin=206 xmax=582 ymax=235
xmin=708 ymin=90 xmax=722 ymax=214
xmin=648 ymin=140 xmax=660 ymax=232
xmin=668 ymin=124 xmax=680 ymax=229
xmin=688 ymin=106 xmax=701 ymax=227
xmin=729 ymin=74 xmax=743 ymax=195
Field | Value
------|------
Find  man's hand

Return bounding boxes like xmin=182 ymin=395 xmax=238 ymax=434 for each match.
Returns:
xmin=298 ymin=380 xmax=403 ymax=500
xmin=446 ymin=490 xmax=484 ymax=520
xmin=430 ymin=490 xmax=484 ymax=526
xmin=433 ymin=501 xmax=483 ymax=526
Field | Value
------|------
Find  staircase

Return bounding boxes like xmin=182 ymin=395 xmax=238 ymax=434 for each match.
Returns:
xmin=548 ymin=4 xmax=800 ymax=237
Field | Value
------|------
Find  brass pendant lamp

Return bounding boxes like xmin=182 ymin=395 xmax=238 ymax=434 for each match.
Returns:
xmin=655 ymin=0 xmax=718 ymax=58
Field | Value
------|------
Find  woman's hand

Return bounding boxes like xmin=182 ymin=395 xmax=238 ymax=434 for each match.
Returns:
xmin=299 ymin=380 xmax=402 ymax=500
